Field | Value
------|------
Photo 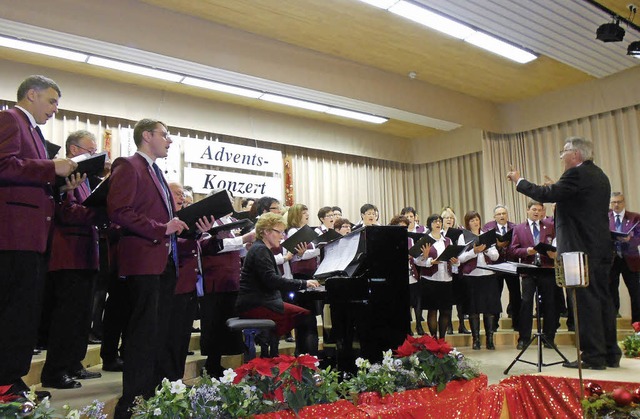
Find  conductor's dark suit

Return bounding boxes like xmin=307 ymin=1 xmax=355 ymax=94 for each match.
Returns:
xmin=517 ymin=160 xmax=620 ymax=367
xmin=108 ymin=152 xmax=177 ymax=417
xmin=0 ymin=107 xmax=56 ymax=392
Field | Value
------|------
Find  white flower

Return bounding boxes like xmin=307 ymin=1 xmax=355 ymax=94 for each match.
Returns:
xmin=382 ymin=357 xmax=394 ymax=370
xmin=409 ymin=354 xmax=419 ymax=367
xmin=170 ymin=379 xmax=187 ymax=394
xmin=394 ymin=359 xmax=403 ymax=368
xmin=382 ymin=349 xmax=393 ymax=360
xmin=153 ymin=408 xmax=162 ymax=416
xmin=355 ymin=357 xmax=370 ymax=369
xmin=220 ymin=368 xmax=237 ymax=384
xmin=65 ymin=409 xmax=80 ymax=419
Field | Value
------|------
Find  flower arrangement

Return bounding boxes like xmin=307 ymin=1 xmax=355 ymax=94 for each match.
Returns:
xmin=131 ymin=354 xmax=342 ymax=418
xmin=0 ymin=390 xmax=106 ymax=419
xmin=621 ymin=321 xmax=640 ymax=358
xmin=343 ymin=334 xmax=479 ymax=395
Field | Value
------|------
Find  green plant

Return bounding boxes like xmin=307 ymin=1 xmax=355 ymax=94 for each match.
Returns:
xmin=621 ymin=322 xmax=640 ymax=358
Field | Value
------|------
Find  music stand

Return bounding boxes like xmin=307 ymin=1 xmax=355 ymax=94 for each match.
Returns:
xmin=484 ymin=263 xmax=569 ymax=374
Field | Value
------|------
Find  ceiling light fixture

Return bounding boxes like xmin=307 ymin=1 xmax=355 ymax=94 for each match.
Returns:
xmin=628 ymin=40 xmax=640 ymax=57
xmin=326 ymin=108 xmax=388 ymax=124
xmin=0 ymin=35 xmax=88 ymax=62
xmin=182 ymin=77 xmax=262 ymax=98
xmin=259 ymin=94 xmax=330 ymax=112
xmin=596 ymin=18 xmax=625 ymax=42
xmin=358 ymin=0 xmax=536 ymax=64
xmin=87 ymin=56 xmax=184 ymax=82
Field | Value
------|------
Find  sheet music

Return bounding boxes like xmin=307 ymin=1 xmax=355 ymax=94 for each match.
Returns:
xmin=314 ymin=231 xmax=361 ymax=276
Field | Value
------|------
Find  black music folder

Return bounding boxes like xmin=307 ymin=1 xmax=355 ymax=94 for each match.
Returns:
xmin=496 ymin=229 xmax=513 ymax=243
xmin=82 ymin=176 xmax=109 ymax=207
xmin=476 ymin=229 xmax=497 ymax=247
xmin=45 ymin=140 xmax=61 ymax=159
xmin=407 ymin=231 xmax=426 ymax=241
xmin=445 ymin=227 xmax=463 ymax=242
xmin=611 ymin=221 xmax=639 ymax=239
xmin=312 ymin=229 xmax=342 ymax=246
xmin=208 ymin=218 xmax=254 ymax=235
xmin=176 ymin=189 xmax=234 ymax=233
xmin=434 ymin=242 xmax=471 ymax=262
xmin=534 ymin=242 xmax=556 ymax=254
xmin=281 ymin=225 xmax=319 ymax=253
xmin=409 ymin=234 xmax=436 ymax=258
xmin=232 ymin=210 xmax=253 ymax=221
xmin=55 ymin=152 xmax=108 ymax=187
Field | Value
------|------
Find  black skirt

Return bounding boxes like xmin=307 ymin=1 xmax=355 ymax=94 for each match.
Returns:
xmin=463 ymin=274 xmax=502 ymax=314
xmin=421 ymin=279 xmax=454 ymax=310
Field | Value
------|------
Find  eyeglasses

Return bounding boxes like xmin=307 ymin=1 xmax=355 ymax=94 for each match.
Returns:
xmin=270 ymin=229 xmax=285 ymax=235
xmin=73 ymin=144 xmax=97 ymax=155
xmin=151 ymin=129 xmax=171 ymax=140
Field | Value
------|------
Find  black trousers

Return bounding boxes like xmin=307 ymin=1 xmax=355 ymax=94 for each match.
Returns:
xmin=0 ymin=251 xmax=46 ymax=387
xmin=577 ymin=259 xmax=622 ymax=365
xmin=100 ymin=274 xmax=130 ymax=363
xmin=114 ymin=260 xmax=176 ymax=419
xmin=41 ymin=269 xmax=96 ymax=380
xmin=158 ymin=291 xmax=198 ymax=382
xmin=609 ymin=255 xmax=640 ymax=322
xmin=518 ymin=272 xmax=559 ymax=342
xmin=90 ymin=237 xmax=111 ymax=338
xmin=200 ymin=291 xmax=242 ymax=378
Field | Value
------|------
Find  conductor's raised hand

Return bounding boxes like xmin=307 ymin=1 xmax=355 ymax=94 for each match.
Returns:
xmin=506 ymin=165 xmax=521 ymax=183
xmin=166 ymin=217 xmax=189 ymax=235
xmin=53 ymin=158 xmax=77 ymax=177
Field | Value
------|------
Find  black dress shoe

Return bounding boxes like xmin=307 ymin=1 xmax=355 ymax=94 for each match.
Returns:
xmin=607 ymin=359 xmax=621 ymax=368
xmin=33 ymin=348 xmax=42 ymax=355
xmin=42 ymin=374 xmax=82 ymax=389
xmin=543 ymin=340 xmax=556 ymax=349
xmin=458 ymin=326 xmax=471 ymax=334
xmin=4 ymin=380 xmax=52 ymax=401
xmin=562 ymin=360 xmax=606 ymax=370
xmin=88 ymin=334 xmax=102 ymax=345
xmin=70 ymin=368 xmax=102 ymax=380
xmin=102 ymin=358 xmax=124 ymax=372
xmin=516 ymin=341 xmax=525 ymax=350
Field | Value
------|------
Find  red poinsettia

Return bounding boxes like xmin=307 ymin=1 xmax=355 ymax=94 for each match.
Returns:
xmin=395 ymin=338 xmax=419 ymax=357
xmin=233 ymin=357 xmax=275 ymax=383
xmin=394 ymin=334 xmax=453 ymax=359
xmin=633 ymin=321 xmax=640 ymax=333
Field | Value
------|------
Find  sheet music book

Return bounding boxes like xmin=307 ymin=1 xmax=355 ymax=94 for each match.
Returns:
xmin=314 ymin=231 xmax=361 ymax=278
xmin=176 ymin=189 xmax=234 ymax=235
xmin=82 ymin=176 xmax=109 ymax=207
xmin=45 ymin=140 xmax=61 ymax=159
xmin=434 ymin=242 xmax=471 ymax=262
xmin=232 ymin=210 xmax=253 ymax=221
xmin=469 ymin=229 xmax=497 ymax=248
xmin=281 ymin=225 xmax=319 ymax=254
xmin=445 ymin=227 xmax=463 ymax=242
xmin=611 ymin=221 xmax=639 ymax=239
xmin=533 ymin=242 xmax=556 ymax=254
xmin=312 ymin=229 xmax=342 ymax=246
xmin=495 ymin=229 xmax=513 ymax=243
xmin=56 ymin=152 xmax=108 ymax=187
xmin=208 ymin=219 xmax=254 ymax=235
xmin=407 ymin=231 xmax=426 ymax=241
xmin=408 ymin=234 xmax=436 ymax=258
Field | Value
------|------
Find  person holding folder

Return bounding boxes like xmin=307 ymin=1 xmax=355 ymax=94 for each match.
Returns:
xmin=457 ymin=211 xmax=500 ymax=350
xmin=413 ymin=214 xmax=460 ymax=339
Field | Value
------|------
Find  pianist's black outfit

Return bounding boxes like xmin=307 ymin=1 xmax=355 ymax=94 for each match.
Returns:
xmin=236 ymin=239 xmax=316 ymax=355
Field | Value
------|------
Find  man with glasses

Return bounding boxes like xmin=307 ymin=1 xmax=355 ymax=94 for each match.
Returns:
xmin=108 ymin=119 xmax=188 ymax=418
xmin=608 ymin=192 xmax=640 ymax=323
xmin=508 ymin=136 xmax=620 ymax=370
xmin=40 ymin=131 xmax=107 ymax=390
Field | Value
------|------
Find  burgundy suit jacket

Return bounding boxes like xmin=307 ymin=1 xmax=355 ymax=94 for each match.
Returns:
xmin=0 ymin=108 xmax=56 ymax=253
xmin=482 ymin=220 xmax=515 ymax=262
xmin=107 ymin=153 xmax=176 ymax=276
xmin=48 ymin=182 xmax=106 ymax=271
xmin=609 ymin=210 xmax=640 ymax=271
xmin=509 ymin=220 xmax=555 ymax=267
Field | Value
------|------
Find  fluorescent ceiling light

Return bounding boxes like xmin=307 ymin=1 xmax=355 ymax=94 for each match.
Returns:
xmin=0 ymin=35 xmax=88 ymax=62
xmin=182 ymin=77 xmax=262 ymax=98
xmin=260 ymin=94 xmax=330 ymax=112
xmin=87 ymin=56 xmax=183 ymax=82
xmin=327 ymin=108 xmax=388 ymax=124
xmin=389 ymin=1 xmax=475 ymax=40
xmin=357 ymin=0 xmax=399 ymax=9
xmin=465 ymin=32 xmax=536 ymax=64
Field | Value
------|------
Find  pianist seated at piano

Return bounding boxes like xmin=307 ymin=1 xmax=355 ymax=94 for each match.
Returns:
xmin=236 ymin=212 xmax=320 ymax=357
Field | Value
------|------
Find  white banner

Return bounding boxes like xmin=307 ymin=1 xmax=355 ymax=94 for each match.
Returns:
xmin=184 ymin=167 xmax=282 ymax=200
xmin=183 ymin=138 xmax=282 ymax=174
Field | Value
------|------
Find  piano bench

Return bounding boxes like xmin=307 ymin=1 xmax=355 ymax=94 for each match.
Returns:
xmin=226 ymin=317 xmax=276 ymax=361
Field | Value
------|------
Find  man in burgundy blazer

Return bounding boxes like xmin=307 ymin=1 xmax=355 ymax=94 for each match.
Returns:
xmin=509 ymin=200 xmax=559 ymax=350
xmin=0 ymin=75 xmax=76 ymax=400
xmin=41 ymin=131 xmax=108 ymax=389
xmin=483 ymin=204 xmax=519 ymax=332
xmin=108 ymin=119 xmax=188 ymax=419
xmin=608 ymin=192 xmax=640 ymax=322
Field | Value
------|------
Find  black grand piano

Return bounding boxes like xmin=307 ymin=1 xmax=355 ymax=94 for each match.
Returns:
xmin=305 ymin=225 xmax=410 ymax=371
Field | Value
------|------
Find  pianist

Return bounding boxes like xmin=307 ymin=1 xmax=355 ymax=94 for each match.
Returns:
xmin=236 ymin=212 xmax=320 ymax=357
